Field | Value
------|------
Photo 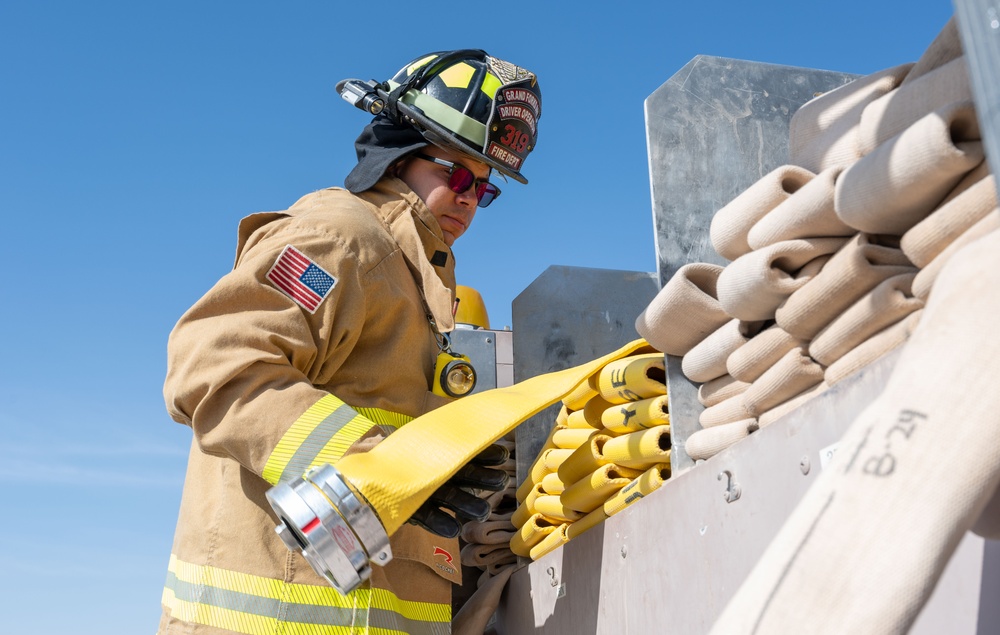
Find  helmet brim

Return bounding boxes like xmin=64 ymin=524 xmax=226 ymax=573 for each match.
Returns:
xmin=396 ymin=101 xmax=529 ymax=184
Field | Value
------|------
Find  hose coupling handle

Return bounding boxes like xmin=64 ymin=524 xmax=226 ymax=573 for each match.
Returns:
xmin=266 ymin=463 xmax=392 ymax=595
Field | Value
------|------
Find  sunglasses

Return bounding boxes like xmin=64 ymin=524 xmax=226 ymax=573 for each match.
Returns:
xmin=413 ymin=153 xmax=501 ymax=208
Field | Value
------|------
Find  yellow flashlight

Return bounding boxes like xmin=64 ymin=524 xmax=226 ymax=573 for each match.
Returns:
xmin=433 ymin=351 xmax=477 ymax=398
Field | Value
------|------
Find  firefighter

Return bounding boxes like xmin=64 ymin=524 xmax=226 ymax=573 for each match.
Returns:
xmin=158 ymin=49 xmax=542 ymax=634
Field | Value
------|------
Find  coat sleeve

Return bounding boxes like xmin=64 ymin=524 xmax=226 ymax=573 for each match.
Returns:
xmin=163 ymin=222 xmax=410 ymax=485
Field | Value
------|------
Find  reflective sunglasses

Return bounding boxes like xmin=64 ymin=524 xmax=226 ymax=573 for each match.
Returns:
xmin=413 ymin=153 xmax=501 ymax=208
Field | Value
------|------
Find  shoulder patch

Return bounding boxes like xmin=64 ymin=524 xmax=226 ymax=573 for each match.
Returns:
xmin=266 ymin=245 xmax=337 ymax=313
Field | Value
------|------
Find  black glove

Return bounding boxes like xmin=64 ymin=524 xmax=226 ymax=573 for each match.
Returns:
xmin=408 ymin=443 xmax=510 ymax=538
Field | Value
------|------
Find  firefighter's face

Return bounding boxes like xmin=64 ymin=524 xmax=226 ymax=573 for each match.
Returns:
xmin=398 ymin=146 xmax=488 ymax=246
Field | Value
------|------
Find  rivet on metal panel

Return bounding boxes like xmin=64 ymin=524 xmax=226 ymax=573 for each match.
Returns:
xmin=800 ymin=456 xmax=811 ymax=475
xmin=820 ymin=442 xmax=840 ymax=469
xmin=718 ymin=469 xmax=741 ymax=503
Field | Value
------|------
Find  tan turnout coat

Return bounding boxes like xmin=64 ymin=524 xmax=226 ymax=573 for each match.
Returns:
xmin=159 ymin=177 xmax=462 ymax=635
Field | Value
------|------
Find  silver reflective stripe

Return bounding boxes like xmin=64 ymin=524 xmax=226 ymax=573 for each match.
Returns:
xmin=279 ymin=404 xmax=357 ymax=482
xmin=165 ymin=570 xmax=449 ymax=633
xmin=165 ymin=570 xmax=366 ymax=626
xmin=370 ymin=607 xmax=452 ymax=635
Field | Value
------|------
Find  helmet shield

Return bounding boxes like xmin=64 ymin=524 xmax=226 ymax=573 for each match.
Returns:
xmin=483 ymin=71 xmax=541 ymax=176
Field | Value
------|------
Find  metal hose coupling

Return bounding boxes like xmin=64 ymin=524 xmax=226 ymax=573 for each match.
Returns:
xmin=266 ymin=463 xmax=391 ymax=595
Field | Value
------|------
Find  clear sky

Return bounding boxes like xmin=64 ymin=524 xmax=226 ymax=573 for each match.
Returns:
xmin=0 ymin=1 xmax=957 ymax=632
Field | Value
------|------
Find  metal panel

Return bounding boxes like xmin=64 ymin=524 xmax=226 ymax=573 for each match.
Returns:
xmin=510 ymin=266 xmax=659 ymax=491
xmin=498 ymin=350 xmax=896 ymax=633
xmin=955 ymin=0 xmax=1000 ymax=189
xmin=498 ymin=349 xmax=996 ymax=633
xmin=644 ymin=55 xmax=859 ymax=472
xmin=449 ymin=328 xmax=498 ymax=395
xmin=446 ymin=328 xmax=514 ymax=393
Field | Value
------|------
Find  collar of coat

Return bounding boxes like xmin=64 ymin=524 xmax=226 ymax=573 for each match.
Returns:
xmin=358 ymin=177 xmax=457 ymax=333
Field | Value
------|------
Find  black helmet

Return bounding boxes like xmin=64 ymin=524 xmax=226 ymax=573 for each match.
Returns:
xmin=338 ymin=49 xmax=541 ymax=186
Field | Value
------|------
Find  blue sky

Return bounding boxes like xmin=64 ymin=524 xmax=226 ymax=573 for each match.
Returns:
xmin=0 ymin=1 xmax=956 ymax=632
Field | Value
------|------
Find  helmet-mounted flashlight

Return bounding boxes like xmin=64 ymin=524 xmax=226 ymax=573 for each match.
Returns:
xmin=337 ymin=79 xmax=386 ymax=116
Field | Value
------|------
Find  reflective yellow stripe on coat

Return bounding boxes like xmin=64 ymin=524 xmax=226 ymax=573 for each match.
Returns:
xmin=263 ymin=395 xmax=414 ymax=485
xmin=163 ymin=555 xmax=449 ymax=635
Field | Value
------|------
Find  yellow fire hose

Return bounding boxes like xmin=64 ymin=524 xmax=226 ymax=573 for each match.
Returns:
xmin=512 ymin=482 xmax=545 ymax=525
xmin=601 ymin=395 xmax=670 ymax=434
xmin=596 ymin=353 xmax=667 ymax=404
xmin=560 ymin=463 xmax=645 ymax=513
xmin=334 ymin=338 xmax=652 ymax=535
xmin=566 ymin=408 xmax=603 ymax=429
xmin=510 ymin=513 xmax=560 ymax=557
xmin=506 ymin=348 xmax=672 ymax=562
xmin=527 ymin=463 xmax=670 ymax=560
xmin=552 ymin=426 xmax=600 ymax=449
xmin=540 ymin=471 xmax=567 ymax=494
xmin=600 ymin=426 xmax=673 ymax=469
xmin=267 ymin=339 xmax=661 ymax=593
xmin=562 ymin=376 xmax=599 ymax=411
xmin=533 ymin=495 xmax=585 ymax=523
xmin=557 ymin=434 xmax=615 ymax=486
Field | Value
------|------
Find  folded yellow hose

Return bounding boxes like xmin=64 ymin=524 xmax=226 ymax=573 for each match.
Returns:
xmin=510 ymin=501 xmax=534 ymax=530
xmin=529 ymin=523 xmax=571 ymax=560
xmin=522 ymin=446 xmax=560 ymax=497
xmin=541 ymin=471 xmax=566 ymax=495
xmin=564 ymin=465 xmax=670 ymax=546
xmin=560 ymin=463 xmax=645 ymax=513
xmin=515 ymin=469 xmax=540 ymax=503
xmin=543 ymin=448 xmax=574 ymax=471
xmin=583 ymin=394 xmax=617 ymax=428
xmin=600 ymin=427 xmax=673 ymax=470
xmin=597 ymin=353 xmax=666 ymax=404
xmin=604 ymin=464 xmax=670 ymax=516
xmin=552 ymin=426 xmax=598 ymax=449
xmin=515 ymin=463 xmax=671 ymax=560
xmin=534 ymin=495 xmax=585 ymax=523
xmin=557 ymin=434 xmax=614 ymax=486
xmin=554 ymin=405 xmax=569 ymax=427
xmin=601 ymin=395 xmax=670 ymax=434
xmin=565 ymin=408 xmax=601 ymax=429
xmin=517 ymin=433 xmax=571 ymax=503
xmin=510 ymin=513 xmax=561 ymax=557
xmin=563 ymin=377 xmax=599 ymax=411
xmin=512 ymin=483 xmax=546 ymax=528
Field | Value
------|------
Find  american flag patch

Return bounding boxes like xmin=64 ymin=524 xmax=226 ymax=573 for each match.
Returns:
xmin=266 ymin=245 xmax=337 ymax=313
